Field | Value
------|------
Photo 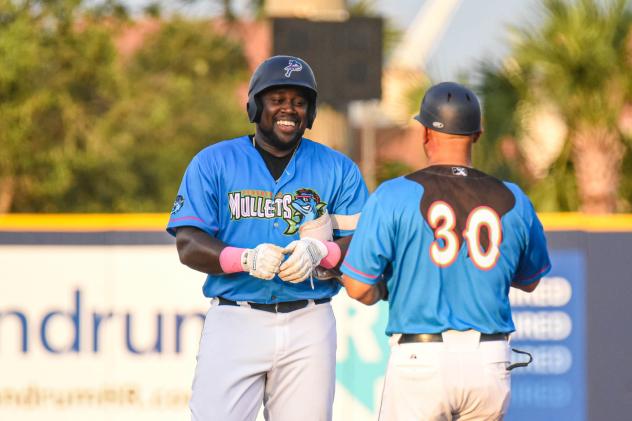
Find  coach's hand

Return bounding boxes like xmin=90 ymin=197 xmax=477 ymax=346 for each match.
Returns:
xmin=241 ymin=243 xmax=285 ymax=280
xmin=279 ymin=238 xmax=328 ymax=283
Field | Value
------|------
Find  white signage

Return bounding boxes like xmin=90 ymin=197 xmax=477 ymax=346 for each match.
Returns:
xmin=0 ymin=245 xmax=387 ymax=421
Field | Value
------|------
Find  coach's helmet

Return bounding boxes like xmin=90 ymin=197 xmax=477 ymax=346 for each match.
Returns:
xmin=414 ymin=82 xmax=482 ymax=135
xmin=247 ymin=55 xmax=318 ymax=129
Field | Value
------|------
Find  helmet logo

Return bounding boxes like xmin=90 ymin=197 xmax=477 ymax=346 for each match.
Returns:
xmin=433 ymin=121 xmax=444 ymax=129
xmin=284 ymin=59 xmax=303 ymax=77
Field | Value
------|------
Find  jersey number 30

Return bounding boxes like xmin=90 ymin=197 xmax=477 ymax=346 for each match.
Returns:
xmin=427 ymin=201 xmax=502 ymax=270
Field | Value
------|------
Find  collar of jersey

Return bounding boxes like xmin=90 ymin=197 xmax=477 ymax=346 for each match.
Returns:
xmin=245 ymin=135 xmax=306 ymax=185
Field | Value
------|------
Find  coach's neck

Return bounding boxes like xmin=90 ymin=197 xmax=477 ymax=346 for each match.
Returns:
xmin=422 ymin=127 xmax=480 ymax=168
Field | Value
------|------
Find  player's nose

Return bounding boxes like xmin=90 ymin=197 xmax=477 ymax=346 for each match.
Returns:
xmin=280 ymin=100 xmax=297 ymax=113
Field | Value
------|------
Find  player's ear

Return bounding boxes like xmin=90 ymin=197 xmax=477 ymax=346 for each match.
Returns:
xmin=472 ymin=130 xmax=482 ymax=143
xmin=422 ymin=127 xmax=431 ymax=145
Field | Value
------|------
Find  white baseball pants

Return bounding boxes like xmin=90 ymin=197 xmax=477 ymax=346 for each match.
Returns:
xmin=190 ymin=298 xmax=337 ymax=421
xmin=378 ymin=331 xmax=511 ymax=421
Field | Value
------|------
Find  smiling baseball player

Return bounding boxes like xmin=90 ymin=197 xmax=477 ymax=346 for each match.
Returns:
xmin=341 ymin=82 xmax=551 ymax=420
xmin=167 ymin=55 xmax=368 ymax=421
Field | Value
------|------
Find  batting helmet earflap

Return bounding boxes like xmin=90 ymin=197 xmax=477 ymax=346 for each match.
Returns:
xmin=246 ymin=55 xmax=318 ymax=129
xmin=414 ymin=82 xmax=482 ymax=135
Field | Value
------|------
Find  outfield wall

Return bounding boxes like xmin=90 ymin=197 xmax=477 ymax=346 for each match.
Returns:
xmin=0 ymin=214 xmax=631 ymax=421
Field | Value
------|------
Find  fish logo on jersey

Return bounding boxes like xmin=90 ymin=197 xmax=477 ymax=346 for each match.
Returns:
xmin=284 ymin=188 xmax=327 ymax=235
xmin=171 ymin=195 xmax=185 ymax=215
xmin=284 ymin=59 xmax=303 ymax=77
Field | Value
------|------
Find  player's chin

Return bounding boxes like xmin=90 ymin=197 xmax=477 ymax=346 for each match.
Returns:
xmin=273 ymin=127 xmax=304 ymax=147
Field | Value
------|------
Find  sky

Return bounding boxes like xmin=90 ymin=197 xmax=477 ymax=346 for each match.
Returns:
xmin=120 ymin=0 xmax=541 ymax=81
xmin=374 ymin=0 xmax=540 ymax=81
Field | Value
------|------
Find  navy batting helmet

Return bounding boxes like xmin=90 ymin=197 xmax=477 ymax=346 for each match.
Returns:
xmin=414 ymin=82 xmax=482 ymax=135
xmin=247 ymin=55 xmax=318 ymax=129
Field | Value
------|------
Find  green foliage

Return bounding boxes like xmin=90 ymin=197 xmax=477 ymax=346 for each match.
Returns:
xmin=619 ymin=149 xmax=632 ymax=211
xmin=0 ymin=0 xmax=123 ymax=212
xmin=61 ymin=19 xmax=249 ymax=212
xmin=376 ymin=160 xmax=413 ymax=185
xmin=85 ymin=18 xmax=250 ymax=212
xmin=474 ymin=64 xmax=527 ymax=184
xmin=510 ymin=0 xmax=631 ymax=128
xmin=475 ymin=0 xmax=632 ymax=212
xmin=0 ymin=1 xmax=250 ymax=212
xmin=527 ymin=139 xmax=580 ymax=212
xmin=403 ymin=75 xmax=431 ymax=120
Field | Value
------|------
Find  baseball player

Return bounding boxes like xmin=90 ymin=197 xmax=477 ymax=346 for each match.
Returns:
xmin=340 ymin=82 xmax=551 ymax=420
xmin=167 ymin=55 xmax=368 ymax=421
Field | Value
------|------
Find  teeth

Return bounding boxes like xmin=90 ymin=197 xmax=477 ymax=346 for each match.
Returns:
xmin=277 ymin=120 xmax=296 ymax=127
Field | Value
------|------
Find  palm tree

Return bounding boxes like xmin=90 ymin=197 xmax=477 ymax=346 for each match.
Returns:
xmin=509 ymin=0 xmax=632 ymax=213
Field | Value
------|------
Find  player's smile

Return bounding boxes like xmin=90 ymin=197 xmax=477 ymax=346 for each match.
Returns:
xmin=274 ymin=118 xmax=299 ymax=135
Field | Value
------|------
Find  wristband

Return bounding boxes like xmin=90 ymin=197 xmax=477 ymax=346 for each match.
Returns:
xmin=219 ymin=246 xmax=246 ymax=274
xmin=319 ymin=241 xmax=341 ymax=269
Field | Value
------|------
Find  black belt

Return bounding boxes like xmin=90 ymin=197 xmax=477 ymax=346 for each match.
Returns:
xmin=217 ymin=297 xmax=331 ymax=313
xmin=398 ymin=332 xmax=508 ymax=344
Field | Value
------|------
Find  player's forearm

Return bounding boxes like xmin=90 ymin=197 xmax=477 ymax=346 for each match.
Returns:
xmin=175 ymin=226 xmax=225 ymax=274
xmin=342 ymin=275 xmax=383 ymax=305
xmin=355 ymin=286 xmax=383 ymax=305
xmin=331 ymin=236 xmax=352 ymax=270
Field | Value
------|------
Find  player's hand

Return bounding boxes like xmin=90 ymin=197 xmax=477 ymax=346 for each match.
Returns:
xmin=279 ymin=238 xmax=328 ymax=283
xmin=241 ymin=243 xmax=285 ymax=280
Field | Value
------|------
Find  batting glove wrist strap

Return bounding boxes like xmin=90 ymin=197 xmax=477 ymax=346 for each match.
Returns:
xmin=279 ymin=238 xmax=328 ymax=283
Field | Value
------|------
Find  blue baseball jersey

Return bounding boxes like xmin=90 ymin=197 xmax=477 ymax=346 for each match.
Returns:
xmin=167 ymin=135 xmax=368 ymax=303
xmin=341 ymin=165 xmax=551 ymax=335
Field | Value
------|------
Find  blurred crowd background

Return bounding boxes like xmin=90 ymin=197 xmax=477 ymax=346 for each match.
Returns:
xmin=1 ymin=0 xmax=631 ymax=215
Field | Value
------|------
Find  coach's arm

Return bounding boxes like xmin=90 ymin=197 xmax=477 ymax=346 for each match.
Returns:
xmin=511 ymin=279 xmax=541 ymax=293
xmin=341 ymin=275 xmax=387 ymax=305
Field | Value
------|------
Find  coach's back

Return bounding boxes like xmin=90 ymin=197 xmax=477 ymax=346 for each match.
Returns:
xmin=349 ymin=164 xmax=550 ymax=336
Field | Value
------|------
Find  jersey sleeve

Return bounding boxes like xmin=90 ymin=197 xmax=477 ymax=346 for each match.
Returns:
xmin=166 ymin=154 xmax=220 ymax=237
xmin=512 ymin=202 xmax=552 ymax=285
xmin=331 ymin=162 xmax=369 ymax=237
xmin=340 ymin=187 xmax=394 ymax=284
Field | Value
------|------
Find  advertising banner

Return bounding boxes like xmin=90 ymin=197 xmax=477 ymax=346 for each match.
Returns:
xmin=1 ymin=214 xmax=631 ymax=420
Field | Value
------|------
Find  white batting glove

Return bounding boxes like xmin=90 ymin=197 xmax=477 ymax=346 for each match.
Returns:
xmin=279 ymin=238 xmax=328 ymax=283
xmin=241 ymin=243 xmax=285 ymax=280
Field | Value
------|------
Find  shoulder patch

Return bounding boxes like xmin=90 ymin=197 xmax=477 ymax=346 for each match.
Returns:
xmin=171 ymin=195 xmax=185 ymax=215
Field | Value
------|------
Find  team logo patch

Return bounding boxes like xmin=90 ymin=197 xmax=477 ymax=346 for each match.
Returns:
xmin=284 ymin=59 xmax=303 ymax=77
xmin=452 ymin=167 xmax=468 ymax=176
xmin=284 ymin=188 xmax=327 ymax=235
xmin=227 ymin=188 xmax=327 ymax=236
xmin=171 ymin=195 xmax=185 ymax=214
